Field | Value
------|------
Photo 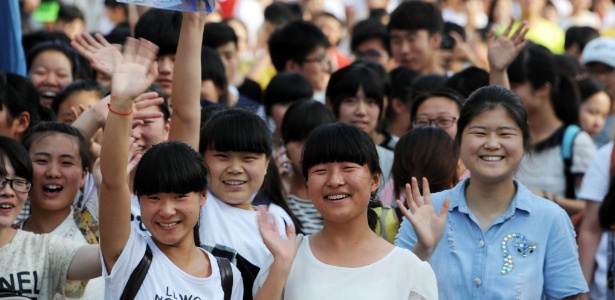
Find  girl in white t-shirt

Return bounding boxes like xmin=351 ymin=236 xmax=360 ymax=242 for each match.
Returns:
xmin=253 ymin=123 xmax=438 ymax=300
xmin=98 ymin=26 xmax=243 ymax=300
xmin=0 ymin=136 xmax=101 ymax=299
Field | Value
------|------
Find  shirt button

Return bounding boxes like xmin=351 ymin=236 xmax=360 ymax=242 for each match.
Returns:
xmin=474 ymin=278 xmax=482 ymax=286
xmin=478 ymin=240 xmax=485 ymax=248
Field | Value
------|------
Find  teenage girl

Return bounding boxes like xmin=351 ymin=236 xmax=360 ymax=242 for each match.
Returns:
xmin=20 ymin=122 xmax=102 ymax=299
xmin=253 ymin=123 xmax=438 ymax=299
xmin=99 ymin=30 xmax=243 ymax=300
xmin=0 ymin=136 xmax=101 ymax=299
xmin=395 ymin=85 xmax=588 ymax=299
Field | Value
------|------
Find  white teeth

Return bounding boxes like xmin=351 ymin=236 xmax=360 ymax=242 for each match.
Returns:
xmin=224 ymin=181 xmax=245 ymax=186
xmin=0 ymin=204 xmax=13 ymax=209
xmin=43 ymin=185 xmax=62 ymax=192
xmin=482 ymin=156 xmax=503 ymax=161
xmin=160 ymin=222 xmax=178 ymax=227
xmin=327 ymin=194 xmax=349 ymax=200
xmin=42 ymin=91 xmax=56 ymax=98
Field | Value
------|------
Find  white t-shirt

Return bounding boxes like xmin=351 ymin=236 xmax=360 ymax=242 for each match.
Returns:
xmin=103 ymin=227 xmax=244 ymax=300
xmin=199 ymin=192 xmax=287 ymax=267
xmin=578 ymin=142 xmax=613 ymax=300
xmin=253 ymin=235 xmax=438 ymax=299
xmin=0 ymin=230 xmax=82 ymax=299
xmin=517 ymin=129 xmax=595 ymax=196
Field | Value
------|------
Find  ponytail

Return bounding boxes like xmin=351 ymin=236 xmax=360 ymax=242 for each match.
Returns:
xmin=551 ymin=70 xmax=580 ymax=125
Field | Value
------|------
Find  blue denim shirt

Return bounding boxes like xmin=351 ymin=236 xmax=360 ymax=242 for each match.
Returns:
xmin=395 ymin=179 xmax=588 ymax=300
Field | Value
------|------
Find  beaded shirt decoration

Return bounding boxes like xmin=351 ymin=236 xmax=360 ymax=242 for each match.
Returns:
xmin=500 ymin=233 xmax=536 ymax=274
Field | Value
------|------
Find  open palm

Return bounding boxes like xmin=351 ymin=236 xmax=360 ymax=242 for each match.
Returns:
xmin=72 ymin=32 xmax=123 ymax=78
xmin=488 ymin=19 xmax=530 ymax=72
xmin=111 ymin=38 xmax=159 ymax=103
xmin=257 ymin=206 xmax=297 ymax=263
xmin=397 ymin=178 xmax=450 ymax=251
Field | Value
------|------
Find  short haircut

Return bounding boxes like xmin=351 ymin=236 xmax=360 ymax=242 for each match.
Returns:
xmin=0 ymin=72 xmax=49 ymax=128
xmin=281 ymin=99 xmax=336 ymax=143
xmin=410 ymin=74 xmax=447 ymax=96
xmin=264 ymin=2 xmax=302 ymax=26
xmin=327 ymin=64 xmax=385 ymax=119
xmin=410 ymin=87 xmax=464 ymax=121
xmin=57 ymin=4 xmax=84 ymax=22
xmin=351 ymin=19 xmax=390 ymax=54
xmin=22 ymin=31 xmax=71 ymax=55
xmin=392 ymin=127 xmax=458 ymax=199
xmin=445 ymin=67 xmax=489 ymax=98
xmin=200 ymin=46 xmax=228 ymax=97
xmin=385 ymin=67 xmax=420 ymax=123
xmin=134 ymin=9 xmax=182 ymax=56
xmin=388 ymin=1 xmax=443 ymax=35
xmin=565 ymin=26 xmax=600 ymax=52
xmin=199 ymin=108 xmax=272 ymax=157
xmin=0 ymin=136 xmax=33 ymax=181
xmin=22 ymin=122 xmax=92 ymax=171
xmin=302 ymin=122 xmax=381 ymax=181
xmin=147 ymin=83 xmax=171 ymax=123
xmin=268 ymin=20 xmax=329 ymax=72
xmin=133 ymin=141 xmax=208 ymax=196
xmin=203 ymin=22 xmax=238 ymax=49
xmin=51 ymin=80 xmax=107 ymax=115
xmin=263 ymin=72 xmax=313 ymax=116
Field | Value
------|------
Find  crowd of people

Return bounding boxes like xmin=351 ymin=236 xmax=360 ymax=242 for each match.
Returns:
xmin=1 ymin=0 xmax=615 ymax=299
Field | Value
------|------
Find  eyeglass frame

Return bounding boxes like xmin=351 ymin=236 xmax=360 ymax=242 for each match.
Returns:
xmin=412 ymin=116 xmax=459 ymax=129
xmin=0 ymin=177 xmax=32 ymax=193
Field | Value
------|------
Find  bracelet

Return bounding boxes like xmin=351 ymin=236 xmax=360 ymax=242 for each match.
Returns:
xmin=107 ymin=103 xmax=132 ymax=116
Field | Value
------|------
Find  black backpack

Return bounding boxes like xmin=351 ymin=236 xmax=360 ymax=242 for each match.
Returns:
xmin=119 ymin=245 xmax=234 ymax=300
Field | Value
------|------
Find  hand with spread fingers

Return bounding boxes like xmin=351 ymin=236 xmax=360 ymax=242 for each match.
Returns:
xmin=72 ymin=32 xmax=123 ymax=80
xmin=488 ymin=19 xmax=530 ymax=73
xmin=257 ymin=206 xmax=297 ymax=264
xmin=111 ymin=38 xmax=159 ymax=105
xmin=397 ymin=177 xmax=450 ymax=260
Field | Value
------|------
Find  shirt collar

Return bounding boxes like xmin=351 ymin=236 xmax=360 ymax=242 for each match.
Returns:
xmin=448 ymin=178 xmax=533 ymax=216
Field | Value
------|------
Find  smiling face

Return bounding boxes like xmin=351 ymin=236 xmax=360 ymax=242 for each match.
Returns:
xmin=307 ymin=162 xmax=380 ymax=224
xmin=579 ymin=91 xmax=611 ymax=138
xmin=390 ymin=29 xmax=439 ymax=73
xmin=29 ymin=133 xmax=86 ymax=214
xmin=28 ymin=50 xmax=73 ymax=108
xmin=0 ymin=157 xmax=30 ymax=229
xmin=204 ymin=150 xmax=269 ymax=209
xmin=415 ymin=96 xmax=460 ymax=138
xmin=337 ymin=87 xmax=381 ymax=136
xmin=460 ymin=106 xmax=525 ymax=185
xmin=139 ymin=191 xmax=205 ymax=246
xmin=130 ymin=105 xmax=170 ymax=152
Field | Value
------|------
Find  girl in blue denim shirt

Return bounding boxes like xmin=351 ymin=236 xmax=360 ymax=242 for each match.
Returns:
xmin=395 ymin=85 xmax=589 ymax=299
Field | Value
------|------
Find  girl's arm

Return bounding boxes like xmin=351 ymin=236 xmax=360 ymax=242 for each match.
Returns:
xmin=67 ymin=245 xmax=103 ymax=280
xmin=397 ymin=177 xmax=450 ymax=261
xmin=488 ymin=20 xmax=529 ymax=88
xmin=577 ymin=201 xmax=602 ymax=292
xmin=99 ymin=38 xmax=159 ymax=273
xmin=254 ymin=206 xmax=297 ymax=300
xmin=167 ymin=12 xmax=206 ymax=149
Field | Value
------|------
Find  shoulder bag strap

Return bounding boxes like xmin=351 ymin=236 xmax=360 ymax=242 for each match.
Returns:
xmin=216 ymin=256 xmax=233 ymax=300
xmin=561 ymin=124 xmax=581 ymax=199
xmin=120 ymin=245 xmax=153 ymax=300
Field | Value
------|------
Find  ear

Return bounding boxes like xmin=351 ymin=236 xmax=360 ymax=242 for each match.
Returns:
xmin=264 ymin=158 xmax=270 ymax=175
xmin=430 ymin=32 xmax=442 ymax=50
xmin=391 ymin=97 xmax=407 ymax=115
xmin=12 ymin=111 xmax=31 ymax=136
xmin=285 ymin=60 xmax=300 ymax=72
xmin=164 ymin=118 xmax=172 ymax=133
xmin=80 ymin=169 xmax=87 ymax=188
xmin=535 ymin=82 xmax=551 ymax=100
xmin=371 ymin=172 xmax=381 ymax=193
xmin=200 ymin=190 xmax=207 ymax=206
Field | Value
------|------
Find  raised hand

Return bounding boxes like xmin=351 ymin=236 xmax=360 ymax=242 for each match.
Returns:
xmin=257 ymin=206 xmax=297 ymax=264
xmin=488 ymin=19 xmax=530 ymax=72
xmin=111 ymin=37 xmax=159 ymax=104
xmin=131 ymin=91 xmax=165 ymax=127
xmin=72 ymin=32 xmax=123 ymax=79
xmin=397 ymin=177 xmax=450 ymax=257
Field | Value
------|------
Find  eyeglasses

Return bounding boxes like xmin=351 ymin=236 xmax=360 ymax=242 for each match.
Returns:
xmin=413 ymin=116 xmax=458 ymax=129
xmin=0 ymin=177 xmax=32 ymax=193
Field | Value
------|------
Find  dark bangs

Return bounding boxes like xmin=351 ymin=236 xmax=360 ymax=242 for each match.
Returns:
xmin=302 ymin=122 xmax=381 ymax=180
xmin=328 ymin=65 xmax=385 ymax=117
xmin=0 ymin=137 xmax=32 ymax=181
xmin=134 ymin=141 xmax=208 ymax=197
xmin=199 ymin=108 xmax=272 ymax=157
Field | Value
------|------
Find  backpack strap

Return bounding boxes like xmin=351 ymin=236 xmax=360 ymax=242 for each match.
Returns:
xmin=216 ymin=257 xmax=233 ymax=300
xmin=561 ymin=125 xmax=581 ymax=199
xmin=120 ymin=245 xmax=153 ymax=300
